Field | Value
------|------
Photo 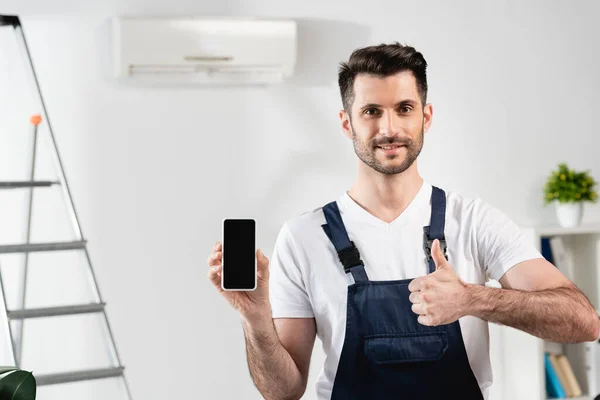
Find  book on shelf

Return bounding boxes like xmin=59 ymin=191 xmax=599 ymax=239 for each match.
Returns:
xmin=545 ymin=351 xmax=583 ymax=398
xmin=557 ymin=354 xmax=582 ymax=397
xmin=550 ymin=353 xmax=574 ymax=397
xmin=546 ymin=352 xmax=566 ymax=398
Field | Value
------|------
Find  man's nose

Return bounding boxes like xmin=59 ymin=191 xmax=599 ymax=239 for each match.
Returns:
xmin=379 ymin=111 xmax=400 ymax=137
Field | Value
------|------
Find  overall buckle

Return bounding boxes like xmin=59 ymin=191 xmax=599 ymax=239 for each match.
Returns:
xmin=423 ymin=232 xmax=448 ymax=262
xmin=338 ymin=241 xmax=363 ymax=271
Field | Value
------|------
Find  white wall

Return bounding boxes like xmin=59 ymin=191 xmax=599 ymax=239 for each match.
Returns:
xmin=0 ymin=0 xmax=599 ymax=399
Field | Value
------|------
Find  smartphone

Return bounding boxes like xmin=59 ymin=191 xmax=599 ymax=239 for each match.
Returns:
xmin=221 ymin=218 xmax=256 ymax=291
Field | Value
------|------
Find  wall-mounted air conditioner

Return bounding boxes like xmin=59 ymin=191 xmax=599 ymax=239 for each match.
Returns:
xmin=111 ymin=17 xmax=297 ymax=84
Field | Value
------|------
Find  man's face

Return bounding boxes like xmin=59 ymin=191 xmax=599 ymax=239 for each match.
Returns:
xmin=340 ymin=71 xmax=433 ymax=175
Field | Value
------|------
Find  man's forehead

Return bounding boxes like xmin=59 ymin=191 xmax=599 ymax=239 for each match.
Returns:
xmin=353 ymin=71 xmax=419 ymax=104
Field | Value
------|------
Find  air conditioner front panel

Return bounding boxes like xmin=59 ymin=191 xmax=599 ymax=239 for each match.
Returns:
xmin=113 ymin=17 xmax=297 ymax=79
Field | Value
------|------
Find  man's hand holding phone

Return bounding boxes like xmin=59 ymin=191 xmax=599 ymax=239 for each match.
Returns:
xmin=207 ymin=241 xmax=272 ymax=323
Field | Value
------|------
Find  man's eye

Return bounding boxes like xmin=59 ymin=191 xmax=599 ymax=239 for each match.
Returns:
xmin=399 ymin=106 xmax=412 ymax=113
xmin=364 ymin=108 xmax=379 ymax=116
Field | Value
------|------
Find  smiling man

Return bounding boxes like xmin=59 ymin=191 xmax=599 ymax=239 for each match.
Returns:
xmin=346 ymin=71 xmax=424 ymax=176
xmin=208 ymin=42 xmax=600 ymax=400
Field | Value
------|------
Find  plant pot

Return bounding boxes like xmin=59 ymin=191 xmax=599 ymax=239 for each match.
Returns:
xmin=555 ymin=201 xmax=583 ymax=228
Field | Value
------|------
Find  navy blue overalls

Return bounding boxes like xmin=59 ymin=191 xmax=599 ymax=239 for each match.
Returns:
xmin=321 ymin=186 xmax=483 ymax=399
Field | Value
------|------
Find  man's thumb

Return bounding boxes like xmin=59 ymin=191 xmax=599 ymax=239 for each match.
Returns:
xmin=432 ymin=239 xmax=449 ymax=270
xmin=257 ymin=249 xmax=269 ymax=276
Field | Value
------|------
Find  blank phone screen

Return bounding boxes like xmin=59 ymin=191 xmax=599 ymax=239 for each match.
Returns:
xmin=223 ymin=219 xmax=256 ymax=290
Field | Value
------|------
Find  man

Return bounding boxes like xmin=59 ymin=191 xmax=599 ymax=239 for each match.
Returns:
xmin=207 ymin=42 xmax=600 ymax=400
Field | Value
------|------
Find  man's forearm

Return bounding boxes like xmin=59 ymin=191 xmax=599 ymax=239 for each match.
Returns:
xmin=241 ymin=315 xmax=304 ymax=400
xmin=465 ymin=283 xmax=600 ymax=343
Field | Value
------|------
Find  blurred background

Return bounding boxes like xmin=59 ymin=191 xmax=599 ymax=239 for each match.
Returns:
xmin=0 ymin=0 xmax=598 ymax=399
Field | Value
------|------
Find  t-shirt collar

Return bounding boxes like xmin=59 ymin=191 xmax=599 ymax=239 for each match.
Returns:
xmin=338 ymin=181 xmax=432 ymax=230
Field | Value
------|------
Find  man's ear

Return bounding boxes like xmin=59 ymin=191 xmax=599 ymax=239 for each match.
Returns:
xmin=340 ymin=109 xmax=353 ymax=139
xmin=422 ymin=103 xmax=433 ymax=134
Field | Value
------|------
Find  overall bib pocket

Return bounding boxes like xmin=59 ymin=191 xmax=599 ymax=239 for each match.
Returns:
xmin=363 ymin=331 xmax=448 ymax=364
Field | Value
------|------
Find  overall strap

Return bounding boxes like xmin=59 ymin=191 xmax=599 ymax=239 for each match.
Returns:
xmin=321 ymin=201 xmax=369 ymax=283
xmin=423 ymin=186 xmax=448 ymax=274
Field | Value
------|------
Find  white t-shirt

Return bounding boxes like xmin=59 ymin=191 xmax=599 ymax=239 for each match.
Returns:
xmin=268 ymin=181 xmax=543 ymax=400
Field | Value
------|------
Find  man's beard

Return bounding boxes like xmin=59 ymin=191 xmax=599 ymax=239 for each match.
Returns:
xmin=351 ymin=122 xmax=424 ymax=175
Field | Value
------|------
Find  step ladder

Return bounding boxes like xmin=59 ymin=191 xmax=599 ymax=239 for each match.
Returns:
xmin=0 ymin=15 xmax=132 ymax=398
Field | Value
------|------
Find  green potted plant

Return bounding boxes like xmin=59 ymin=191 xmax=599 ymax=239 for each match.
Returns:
xmin=543 ymin=162 xmax=598 ymax=228
xmin=0 ymin=367 xmax=36 ymax=399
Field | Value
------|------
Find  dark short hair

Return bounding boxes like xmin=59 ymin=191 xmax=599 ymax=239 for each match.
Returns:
xmin=338 ymin=42 xmax=428 ymax=113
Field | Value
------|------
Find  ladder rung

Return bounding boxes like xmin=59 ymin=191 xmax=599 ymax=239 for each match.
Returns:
xmin=0 ymin=240 xmax=86 ymax=254
xmin=7 ymin=303 xmax=105 ymax=319
xmin=0 ymin=181 xmax=59 ymax=189
xmin=36 ymin=366 xmax=125 ymax=386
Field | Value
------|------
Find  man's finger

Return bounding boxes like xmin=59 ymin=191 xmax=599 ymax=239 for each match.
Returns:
xmin=207 ymin=251 xmax=221 ymax=267
xmin=207 ymin=264 xmax=223 ymax=293
xmin=432 ymin=239 xmax=449 ymax=270
xmin=408 ymin=292 xmax=421 ymax=304
xmin=411 ymin=303 xmax=426 ymax=315
xmin=408 ymin=277 xmax=423 ymax=292
xmin=207 ymin=246 xmax=223 ymax=292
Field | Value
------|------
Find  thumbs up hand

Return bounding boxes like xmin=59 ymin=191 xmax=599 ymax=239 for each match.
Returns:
xmin=408 ymin=239 xmax=472 ymax=326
